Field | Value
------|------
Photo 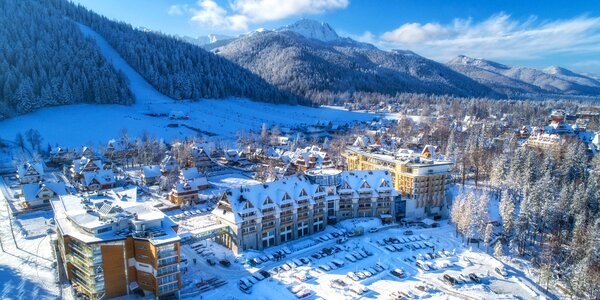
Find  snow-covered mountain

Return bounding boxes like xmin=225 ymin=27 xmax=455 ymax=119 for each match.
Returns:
xmin=448 ymin=55 xmax=600 ymax=96
xmin=212 ymin=22 xmax=496 ymax=102
xmin=544 ymin=66 xmax=600 ymax=89
xmin=181 ymin=34 xmax=234 ymax=46
xmin=278 ymin=19 xmax=340 ymax=42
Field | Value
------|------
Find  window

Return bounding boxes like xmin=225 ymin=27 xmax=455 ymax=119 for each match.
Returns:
xmin=96 ymin=227 xmax=112 ymax=234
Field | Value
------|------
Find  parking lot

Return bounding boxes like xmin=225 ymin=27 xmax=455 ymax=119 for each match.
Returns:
xmin=177 ymin=218 xmax=545 ymax=299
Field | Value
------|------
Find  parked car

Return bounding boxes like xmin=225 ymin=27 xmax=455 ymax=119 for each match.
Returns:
xmin=416 ymin=260 xmax=430 ymax=271
xmin=404 ymin=230 xmax=414 ymax=235
xmin=390 ymin=268 xmax=405 ymax=278
xmin=495 ymin=267 xmax=508 ymax=278
xmin=443 ymin=274 xmax=459 ymax=286
xmin=206 ymin=258 xmax=216 ymax=266
xmin=346 ymin=272 xmax=360 ymax=281
xmin=219 ymin=259 xmax=231 ymax=267
xmin=345 ymin=254 xmax=357 ymax=262
xmin=368 ymin=227 xmax=378 ymax=233
xmin=469 ymin=273 xmax=481 ymax=283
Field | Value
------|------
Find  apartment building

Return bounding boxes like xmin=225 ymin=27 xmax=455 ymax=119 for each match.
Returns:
xmin=51 ymin=188 xmax=181 ymax=299
xmin=212 ymin=170 xmax=396 ymax=253
xmin=343 ymin=145 xmax=453 ymax=219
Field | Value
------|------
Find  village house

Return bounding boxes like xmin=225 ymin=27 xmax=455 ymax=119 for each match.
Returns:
xmin=160 ymin=154 xmax=179 ymax=174
xmin=283 ymin=145 xmax=333 ymax=174
xmin=49 ymin=146 xmax=75 ymax=165
xmin=16 ymin=161 xmax=45 ymax=184
xmin=20 ymin=182 xmax=67 ymax=208
xmin=167 ymin=177 xmax=209 ymax=205
xmin=80 ymin=169 xmax=116 ymax=191
xmin=70 ymin=156 xmax=102 ymax=180
xmin=179 ymin=167 xmax=200 ymax=182
xmin=141 ymin=165 xmax=162 ymax=186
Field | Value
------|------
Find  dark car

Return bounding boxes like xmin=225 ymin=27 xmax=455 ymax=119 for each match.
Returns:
xmin=404 ymin=230 xmax=413 ymax=235
xmin=443 ymin=274 xmax=459 ymax=286
xmin=219 ymin=259 xmax=231 ymax=267
xmin=469 ymin=273 xmax=481 ymax=283
xmin=258 ymin=269 xmax=271 ymax=278
xmin=206 ymin=258 xmax=216 ymax=266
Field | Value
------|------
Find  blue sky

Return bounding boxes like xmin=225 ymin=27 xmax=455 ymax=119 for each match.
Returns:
xmin=73 ymin=0 xmax=600 ymax=74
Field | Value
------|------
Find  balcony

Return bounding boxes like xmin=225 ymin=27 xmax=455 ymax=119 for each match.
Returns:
xmin=157 ymin=265 xmax=180 ymax=277
xmin=157 ymin=249 xmax=178 ymax=259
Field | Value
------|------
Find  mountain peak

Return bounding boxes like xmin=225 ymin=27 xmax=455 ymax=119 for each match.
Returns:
xmin=448 ymin=55 xmax=509 ymax=70
xmin=279 ymin=19 xmax=339 ymax=42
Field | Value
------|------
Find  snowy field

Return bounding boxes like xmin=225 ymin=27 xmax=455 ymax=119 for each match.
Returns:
xmin=0 ymin=23 xmax=374 ymax=149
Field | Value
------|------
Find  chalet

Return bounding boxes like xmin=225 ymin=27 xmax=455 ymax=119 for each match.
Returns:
xmin=141 ymin=165 xmax=161 ymax=185
xmin=167 ymin=177 xmax=209 ymax=205
xmin=285 ymin=145 xmax=333 ymax=173
xmin=105 ymin=138 xmax=134 ymax=159
xmin=191 ymin=147 xmax=212 ymax=169
xmin=20 ymin=182 xmax=66 ymax=208
xmin=70 ymin=157 xmax=102 ymax=180
xmin=80 ymin=146 xmax=95 ymax=158
xmin=80 ymin=170 xmax=116 ymax=191
xmin=179 ymin=167 xmax=200 ymax=181
xmin=49 ymin=146 xmax=75 ymax=165
xmin=160 ymin=154 xmax=179 ymax=173
xmin=16 ymin=161 xmax=44 ymax=184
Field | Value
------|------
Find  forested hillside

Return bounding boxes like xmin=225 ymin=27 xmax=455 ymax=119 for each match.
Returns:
xmin=213 ymin=26 xmax=497 ymax=105
xmin=0 ymin=0 xmax=134 ymax=119
xmin=49 ymin=0 xmax=302 ymax=105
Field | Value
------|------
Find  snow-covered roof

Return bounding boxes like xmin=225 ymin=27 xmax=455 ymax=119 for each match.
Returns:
xmin=17 ymin=161 xmax=44 ymax=178
xmin=82 ymin=169 xmax=115 ymax=187
xmin=21 ymin=182 xmax=67 ymax=202
xmin=180 ymin=167 xmax=200 ymax=181
xmin=142 ymin=165 xmax=161 ymax=178
xmin=72 ymin=157 xmax=102 ymax=174
xmin=213 ymin=170 xmax=395 ymax=224
xmin=51 ymin=188 xmax=179 ymax=245
xmin=172 ymin=177 xmax=208 ymax=193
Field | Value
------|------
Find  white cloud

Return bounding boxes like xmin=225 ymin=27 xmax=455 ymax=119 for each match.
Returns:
xmin=181 ymin=0 xmax=348 ymax=31
xmin=168 ymin=4 xmax=189 ymax=16
xmin=378 ymin=13 xmax=600 ymax=61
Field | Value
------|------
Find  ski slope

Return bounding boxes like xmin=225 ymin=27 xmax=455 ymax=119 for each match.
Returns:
xmin=0 ymin=23 xmax=374 ymax=148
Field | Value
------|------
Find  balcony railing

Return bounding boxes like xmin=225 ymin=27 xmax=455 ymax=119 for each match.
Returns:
xmin=157 ymin=250 xmax=178 ymax=259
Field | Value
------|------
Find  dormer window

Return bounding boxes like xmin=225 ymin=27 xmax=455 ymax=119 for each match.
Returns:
xmin=263 ymin=197 xmax=273 ymax=205
xmin=243 ymin=201 xmax=254 ymax=210
xmin=361 ymin=181 xmax=371 ymax=189
xmin=282 ymin=192 xmax=291 ymax=201
xmin=299 ymin=189 xmax=308 ymax=197
xmin=380 ymin=180 xmax=390 ymax=188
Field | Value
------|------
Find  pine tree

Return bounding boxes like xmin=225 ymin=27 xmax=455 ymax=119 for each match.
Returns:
xmin=493 ymin=240 xmax=503 ymax=257
xmin=499 ymin=190 xmax=515 ymax=236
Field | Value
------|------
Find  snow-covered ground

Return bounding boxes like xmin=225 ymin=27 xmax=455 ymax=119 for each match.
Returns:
xmin=0 ymin=176 xmax=60 ymax=299
xmin=176 ymin=220 xmax=554 ymax=300
xmin=0 ymin=23 xmax=374 ymax=149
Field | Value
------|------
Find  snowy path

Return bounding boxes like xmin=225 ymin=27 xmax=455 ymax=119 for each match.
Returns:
xmin=0 ymin=21 xmax=374 ymax=148
xmin=0 ymin=177 xmax=59 ymax=299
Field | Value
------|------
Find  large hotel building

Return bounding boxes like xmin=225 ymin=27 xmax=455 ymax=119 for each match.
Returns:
xmin=212 ymin=170 xmax=397 ymax=253
xmin=343 ymin=145 xmax=453 ymax=219
xmin=51 ymin=188 xmax=181 ymax=299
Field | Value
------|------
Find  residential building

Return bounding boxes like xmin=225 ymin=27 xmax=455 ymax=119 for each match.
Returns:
xmin=167 ymin=177 xmax=209 ymax=205
xmin=160 ymin=155 xmax=179 ymax=174
xmin=51 ymin=188 xmax=181 ymax=300
xmin=283 ymin=145 xmax=333 ymax=173
xmin=343 ymin=145 xmax=453 ymax=219
xmin=20 ymin=182 xmax=66 ymax=208
xmin=212 ymin=170 xmax=395 ymax=253
xmin=71 ymin=157 xmax=102 ymax=181
xmin=16 ymin=161 xmax=45 ymax=184
xmin=141 ymin=165 xmax=162 ymax=186
xmin=80 ymin=170 xmax=116 ymax=191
